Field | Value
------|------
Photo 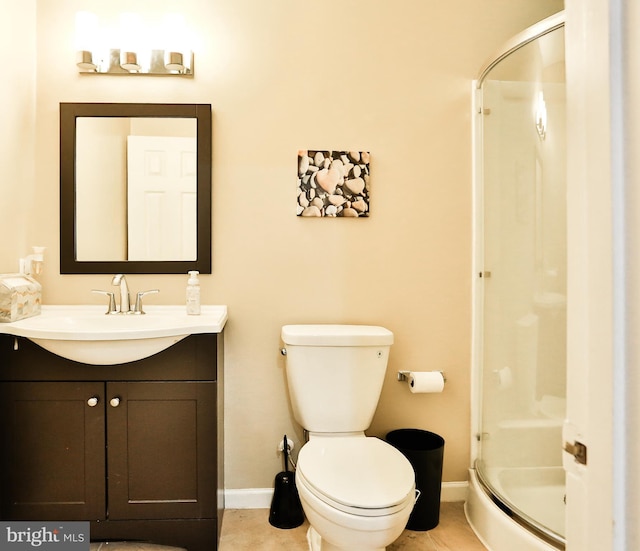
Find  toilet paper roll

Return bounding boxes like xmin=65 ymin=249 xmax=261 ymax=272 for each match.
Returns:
xmin=408 ymin=371 xmax=445 ymax=394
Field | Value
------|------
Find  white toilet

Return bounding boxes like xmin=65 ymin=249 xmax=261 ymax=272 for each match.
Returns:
xmin=280 ymin=324 xmax=416 ymax=551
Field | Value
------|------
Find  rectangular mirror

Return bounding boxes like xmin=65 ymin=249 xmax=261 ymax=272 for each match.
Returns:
xmin=60 ymin=103 xmax=212 ymax=274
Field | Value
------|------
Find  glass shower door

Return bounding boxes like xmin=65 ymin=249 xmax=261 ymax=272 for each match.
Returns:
xmin=476 ymin=24 xmax=567 ymax=546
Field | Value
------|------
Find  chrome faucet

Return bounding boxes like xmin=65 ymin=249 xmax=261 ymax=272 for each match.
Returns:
xmin=111 ymin=274 xmax=131 ymax=313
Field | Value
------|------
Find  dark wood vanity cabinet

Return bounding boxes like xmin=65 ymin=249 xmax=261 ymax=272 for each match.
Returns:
xmin=0 ymin=380 xmax=106 ymax=520
xmin=0 ymin=334 xmax=224 ymax=551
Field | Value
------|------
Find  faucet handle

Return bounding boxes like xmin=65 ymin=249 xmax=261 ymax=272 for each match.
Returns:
xmin=91 ymin=290 xmax=117 ymax=314
xmin=133 ymin=289 xmax=160 ymax=315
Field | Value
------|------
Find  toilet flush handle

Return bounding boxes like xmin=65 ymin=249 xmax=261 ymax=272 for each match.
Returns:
xmin=414 ymin=489 xmax=422 ymax=505
xmin=280 ymin=348 xmax=287 ymax=356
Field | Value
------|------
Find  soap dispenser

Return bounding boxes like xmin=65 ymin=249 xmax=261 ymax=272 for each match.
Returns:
xmin=186 ymin=271 xmax=201 ymax=315
xmin=19 ymin=246 xmax=45 ymax=276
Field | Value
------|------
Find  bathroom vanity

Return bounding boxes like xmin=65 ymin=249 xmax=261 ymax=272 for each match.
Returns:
xmin=0 ymin=319 xmax=224 ymax=551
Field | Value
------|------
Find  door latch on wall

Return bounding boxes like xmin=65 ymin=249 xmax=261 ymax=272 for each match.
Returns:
xmin=564 ymin=440 xmax=587 ymax=465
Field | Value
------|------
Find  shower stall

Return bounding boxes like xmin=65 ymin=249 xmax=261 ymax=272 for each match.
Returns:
xmin=466 ymin=12 xmax=567 ymax=551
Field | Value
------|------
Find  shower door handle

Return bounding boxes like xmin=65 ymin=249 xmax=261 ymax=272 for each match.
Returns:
xmin=564 ymin=440 xmax=587 ymax=465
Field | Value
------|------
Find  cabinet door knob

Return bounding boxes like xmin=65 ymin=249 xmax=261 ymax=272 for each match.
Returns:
xmin=110 ymin=397 xmax=121 ymax=408
xmin=87 ymin=397 xmax=99 ymax=407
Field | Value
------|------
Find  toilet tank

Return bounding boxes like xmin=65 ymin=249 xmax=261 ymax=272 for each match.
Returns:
xmin=281 ymin=325 xmax=394 ymax=433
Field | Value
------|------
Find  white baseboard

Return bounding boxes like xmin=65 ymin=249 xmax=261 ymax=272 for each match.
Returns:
xmin=442 ymin=481 xmax=469 ymax=502
xmin=224 ymin=481 xmax=469 ymax=509
xmin=225 ymin=488 xmax=274 ymax=509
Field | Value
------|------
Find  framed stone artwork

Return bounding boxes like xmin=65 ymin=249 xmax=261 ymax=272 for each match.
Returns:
xmin=297 ymin=150 xmax=370 ymax=217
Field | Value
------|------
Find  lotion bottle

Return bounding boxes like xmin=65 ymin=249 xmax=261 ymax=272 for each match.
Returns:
xmin=186 ymin=271 xmax=201 ymax=315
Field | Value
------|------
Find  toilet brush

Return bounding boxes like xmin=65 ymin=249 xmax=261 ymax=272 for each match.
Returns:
xmin=269 ymin=434 xmax=304 ymax=529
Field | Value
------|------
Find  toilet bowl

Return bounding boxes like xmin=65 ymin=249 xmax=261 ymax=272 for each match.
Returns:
xmin=295 ymin=434 xmax=415 ymax=551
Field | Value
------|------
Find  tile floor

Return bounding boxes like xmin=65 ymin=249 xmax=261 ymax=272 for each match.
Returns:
xmin=219 ymin=502 xmax=487 ymax=550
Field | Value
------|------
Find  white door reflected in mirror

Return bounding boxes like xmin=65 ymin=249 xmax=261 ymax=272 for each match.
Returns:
xmin=127 ymin=135 xmax=197 ymax=261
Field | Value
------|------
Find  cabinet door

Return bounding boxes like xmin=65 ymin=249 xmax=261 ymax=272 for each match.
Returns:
xmin=107 ymin=382 xmax=216 ymax=520
xmin=0 ymin=382 xmax=106 ymax=520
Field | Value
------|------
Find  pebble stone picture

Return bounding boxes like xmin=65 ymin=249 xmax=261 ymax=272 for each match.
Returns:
xmin=297 ymin=150 xmax=371 ymax=217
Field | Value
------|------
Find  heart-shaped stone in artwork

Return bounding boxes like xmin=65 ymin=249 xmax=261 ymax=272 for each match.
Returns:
xmin=345 ymin=176 xmax=365 ymax=195
xmin=316 ymin=166 xmax=340 ymax=194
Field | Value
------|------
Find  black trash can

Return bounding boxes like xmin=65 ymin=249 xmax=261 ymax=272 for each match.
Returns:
xmin=386 ymin=428 xmax=445 ymax=531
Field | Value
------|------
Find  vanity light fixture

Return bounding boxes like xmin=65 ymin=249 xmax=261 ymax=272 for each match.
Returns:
xmin=74 ymin=11 xmax=193 ymax=76
xmin=162 ymin=14 xmax=189 ymax=73
xmin=535 ymin=91 xmax=547 ymax=140
xmin=75 ymin=11 xmax=99 ymax=71
xmin=119 ymin=12 xmax=143 ymax=72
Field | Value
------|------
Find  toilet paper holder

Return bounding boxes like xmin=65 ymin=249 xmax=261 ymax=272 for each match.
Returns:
xmin=397 ymin=370 xmax=447 ymax=383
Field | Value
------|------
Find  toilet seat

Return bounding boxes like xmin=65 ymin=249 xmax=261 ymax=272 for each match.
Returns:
xmin=296 ymin=436 xmax=415 ymax=518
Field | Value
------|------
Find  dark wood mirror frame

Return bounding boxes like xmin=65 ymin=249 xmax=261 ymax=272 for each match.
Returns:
xmin=60 ymin=102 xmax=212 ymax=274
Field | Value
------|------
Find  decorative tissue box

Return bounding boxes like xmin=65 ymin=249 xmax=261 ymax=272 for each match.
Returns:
xmin=0 ymin=274 xmax=42 ymax=322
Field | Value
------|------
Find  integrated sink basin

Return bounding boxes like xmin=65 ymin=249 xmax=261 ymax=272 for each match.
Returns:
xmin=0 ymin=305 xmax=228 ymax=365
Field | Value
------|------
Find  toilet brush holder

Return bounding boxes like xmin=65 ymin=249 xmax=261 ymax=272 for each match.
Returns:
xmin=269 ymin=435 xmax=305 ymax=529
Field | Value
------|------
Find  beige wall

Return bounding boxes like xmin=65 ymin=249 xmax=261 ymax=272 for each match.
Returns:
xmin=1 ymin=1 xmax=37 ymax=270
xmin=1 ymin=0 xmax=563 ymax=490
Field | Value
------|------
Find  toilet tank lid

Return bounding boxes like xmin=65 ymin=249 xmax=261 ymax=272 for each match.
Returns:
xmin=281 ymin=325 xmax=393 ymax=346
